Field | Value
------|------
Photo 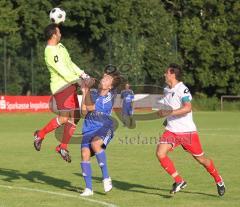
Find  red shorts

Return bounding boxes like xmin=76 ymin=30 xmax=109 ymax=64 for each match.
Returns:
xmin=159 ymin=130 xmax=204 ymax=156
xmin=53 ymin=84 xmax=79 ymax=111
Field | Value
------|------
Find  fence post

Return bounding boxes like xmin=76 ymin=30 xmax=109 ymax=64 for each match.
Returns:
xmin=31 ymin=47 xmax=34 ymax=95
xmin=220 ymin=96 xmax=223 ymax=111
xmin=3 ymin=36 xmax=7 ymax=95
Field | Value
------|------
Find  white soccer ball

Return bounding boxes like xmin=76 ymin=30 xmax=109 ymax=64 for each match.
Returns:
xmin=49 ymin=8 xmax=66 ymax=24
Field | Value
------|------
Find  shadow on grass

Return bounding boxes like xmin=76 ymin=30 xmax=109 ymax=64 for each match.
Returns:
xmin=0 ymin=168 xmax=107 ymax=195
xmin=74 ymin=173 xmax=169 ymax=198
xmin=74 ymin=173 xmax=218 ymax=198
xmin=0 ymin=168 xmax=218 ymax=198
xmin=111 ymin=178 xmax=219 ymax=198
xmin=0 ymin=168 xmax=80 ymax=193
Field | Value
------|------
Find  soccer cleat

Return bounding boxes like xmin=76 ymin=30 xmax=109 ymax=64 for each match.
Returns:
xmin=33 ymin=130 xmax=43 ymax=151
xmin=217 ymin=181 xmax=225 ymax=196
xmin=55 ymin=145 xmax=71 ymax=163
xmin=80 ymin=188 xmax=93 ymax=196
xmin=103 ymin=177 xmax=113 ymax=192
xmin=170 ymin=181 xmax=187 ymax=194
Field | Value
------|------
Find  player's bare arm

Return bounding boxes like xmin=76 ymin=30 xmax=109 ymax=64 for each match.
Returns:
xmin=131 ymin=101 xmax=134 ymax=109
xmin=170 ymin=101 xmax=192 ymax=116
xmin=158 ymin=102 xmax=191 ymax=117
xmin=81 ymin=83 xmax=95 ymax=113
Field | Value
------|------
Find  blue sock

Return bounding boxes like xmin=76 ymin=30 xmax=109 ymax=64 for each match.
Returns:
xmin=96 ymin=150 xmax=109 ymax=179
xmin=81 ymin=161 xmax=92 ymax=190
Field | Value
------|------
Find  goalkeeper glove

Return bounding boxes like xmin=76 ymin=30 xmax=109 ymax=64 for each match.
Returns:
xmin=80 ymin=72 xmax=90 ymax=80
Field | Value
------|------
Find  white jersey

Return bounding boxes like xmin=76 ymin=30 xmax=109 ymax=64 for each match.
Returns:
xmin=160 ymin=82 xmax=197 ymax=132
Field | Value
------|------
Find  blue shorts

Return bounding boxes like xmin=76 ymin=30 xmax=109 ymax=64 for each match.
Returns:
xmin=81 ymin=112 xmax=114 ymax=149
xmin=122 ymin=107 xmax=133 ymax=116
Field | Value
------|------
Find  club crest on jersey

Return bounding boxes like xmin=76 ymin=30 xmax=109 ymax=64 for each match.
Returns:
xmin=172 ymin=92 xmax=175 ymax=97
xmin=54 ymin=55 xmax=58 ymax=63
xmin=184 ymin=88 xmax=190 ymax=94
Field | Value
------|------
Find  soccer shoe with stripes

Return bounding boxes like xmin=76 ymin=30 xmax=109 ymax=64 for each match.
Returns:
xmin=55 ymin=145 xmax=71 ymax=163
xmin=217 ymin=181 xmax=225 ymax=196
xmin=80 ymin=188 xmax=93 ymax=196
xmin=170 ymin=181 xmax=187 ymax=194
xmin=103 ymin=177 xmax=112 ymax=192
xmin=33 ymin=130 xmax=43 ymax=151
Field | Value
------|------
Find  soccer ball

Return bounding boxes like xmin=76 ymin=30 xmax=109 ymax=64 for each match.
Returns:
xmin=49 ymin=8 xmax=66 ymax=24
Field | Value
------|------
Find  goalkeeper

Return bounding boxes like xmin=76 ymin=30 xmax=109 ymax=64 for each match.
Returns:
xmin=33 ymin=24 xmax=89 ymax=163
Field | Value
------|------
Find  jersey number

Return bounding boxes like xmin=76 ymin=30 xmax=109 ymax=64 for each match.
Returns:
xmin=54 ymin=55 xmax=59 ymax=63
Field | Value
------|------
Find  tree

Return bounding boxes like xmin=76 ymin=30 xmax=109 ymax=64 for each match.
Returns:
xmin=0 ymin=0 xmax=20 ymax=94
xmin=162 ymin=0 xmax=238 ymax=96
xmin=1 ymin=0 xmax=239 ymax=96
xmin=108 ymin=0 xmax=179 ymax=85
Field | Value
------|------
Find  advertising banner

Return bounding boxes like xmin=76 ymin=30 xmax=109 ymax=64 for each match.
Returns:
xmin=0 ymin=96 xmax=51 ymax=112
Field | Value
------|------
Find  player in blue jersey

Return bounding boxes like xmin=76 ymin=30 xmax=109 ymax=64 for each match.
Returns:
xmin=120 ymin=83 xmax=134 ymax=126
xmin=80 ymin=66 xmax=122 ymax=196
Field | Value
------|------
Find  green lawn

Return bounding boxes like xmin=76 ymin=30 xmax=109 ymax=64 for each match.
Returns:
xmin=0 ymin=112 xmax=239 ymax=207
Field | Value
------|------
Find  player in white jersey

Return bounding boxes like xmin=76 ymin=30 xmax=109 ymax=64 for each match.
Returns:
xmin=156 ymin=63 xmax=225 ymax=196
xmin=161 ymin=81 xmax=197 ymax=133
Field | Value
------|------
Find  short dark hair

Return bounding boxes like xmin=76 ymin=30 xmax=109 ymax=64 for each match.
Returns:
xmin=44 ymin=24 xmax=58 ymax=41
xmin=168 ymin=63 xmax=182 ymax=81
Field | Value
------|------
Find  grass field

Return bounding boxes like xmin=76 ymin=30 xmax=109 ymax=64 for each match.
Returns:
xmin=0 ymin=111 xmax=240 ymax=207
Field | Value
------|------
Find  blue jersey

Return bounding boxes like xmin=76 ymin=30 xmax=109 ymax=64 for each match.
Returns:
xmin=121 ymin=89 xmax=134 ymax=105
xmin=90 ymin=89 xmax=116 ymax=115
xmin=82 ymin=89 xmax=116 ymax=138
xmin=121 ymin=89 xmax=134 ymax=115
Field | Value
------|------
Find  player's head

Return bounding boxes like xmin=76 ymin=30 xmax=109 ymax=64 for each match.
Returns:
xmin=100 ymin=71 xmax=121 ymax=91
xmin=165 ymin=63 xmax=182 ymax=84
xmin=44 ymin=23 xmax=61 ymax=43
xmin=125 ymin=83 xmax=130 ymax=90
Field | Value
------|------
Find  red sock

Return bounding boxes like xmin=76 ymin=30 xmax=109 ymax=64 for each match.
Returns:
xmin=160 ymin=156 xmax=183 ymax=183
xmin=60 ymin=121 xmax=76 ymax=150
xmin=205 ymin=160 xmax=222 ymax=183
xmin=38 ymin=117 xmax=60 ymax=139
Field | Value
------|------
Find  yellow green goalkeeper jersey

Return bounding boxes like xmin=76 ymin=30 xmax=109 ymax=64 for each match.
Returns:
xmin=44 ymin=43 xmax=84 ymax=94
